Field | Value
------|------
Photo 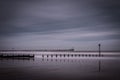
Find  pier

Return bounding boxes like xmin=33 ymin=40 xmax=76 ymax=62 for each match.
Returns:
xmin=41 ymin=54 xmax=104 ymax=58
xmin=0 ymin=54 xmax=34 ymax=58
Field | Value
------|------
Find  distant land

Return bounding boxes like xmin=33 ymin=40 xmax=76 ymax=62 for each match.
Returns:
xmin=0 ymin=49 xmax=120 ymax=52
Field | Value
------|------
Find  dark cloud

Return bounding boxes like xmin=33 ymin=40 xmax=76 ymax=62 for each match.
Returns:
xmin=93 ymin=0 xmax=120 ymax=28
xmin=0 ymin=0 xmax=120 ymax=50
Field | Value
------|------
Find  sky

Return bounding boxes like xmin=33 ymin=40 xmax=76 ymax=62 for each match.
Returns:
xmin=0 ymin=0 xmax=120 ymax=50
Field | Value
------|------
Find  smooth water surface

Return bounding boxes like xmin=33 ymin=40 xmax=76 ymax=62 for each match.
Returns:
xmin=0 ymin=52 xmax=120 ymax=80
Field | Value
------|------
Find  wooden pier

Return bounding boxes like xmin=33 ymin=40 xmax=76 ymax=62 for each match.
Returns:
xmin=41 ymin=54 xmax=104 ymax=58
xmin=0 ymin=54 xmax=34 ymax=58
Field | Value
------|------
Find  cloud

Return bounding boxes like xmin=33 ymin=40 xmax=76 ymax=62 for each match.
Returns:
xmin=0 ymin=0 xmax=120 ymax=50
xmin=0 ymin=27 xmax=119 ymax=50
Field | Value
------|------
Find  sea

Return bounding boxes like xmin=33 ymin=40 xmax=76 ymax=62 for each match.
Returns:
xmin=0 ymin=51 xmax=120 ymax=80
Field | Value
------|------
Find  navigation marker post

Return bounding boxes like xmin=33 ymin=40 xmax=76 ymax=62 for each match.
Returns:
xmin=98 ymin=44 xmax=101 ymax=57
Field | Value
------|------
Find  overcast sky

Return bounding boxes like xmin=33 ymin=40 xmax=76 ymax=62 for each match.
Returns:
xmin=0 ymin=0 xmax=120 ymax=50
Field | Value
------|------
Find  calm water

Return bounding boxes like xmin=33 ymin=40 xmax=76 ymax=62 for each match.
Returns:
xmin=0 ymin=52 xmax=120 ymax=80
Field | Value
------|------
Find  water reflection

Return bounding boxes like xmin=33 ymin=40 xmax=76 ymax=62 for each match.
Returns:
xmin=0 ymin=56 xmax=120 ymax=80
xmin=99 ymin=60 xmax=101 ymax=72
xmin=41 ymin=58 xmax=102 ymax=72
